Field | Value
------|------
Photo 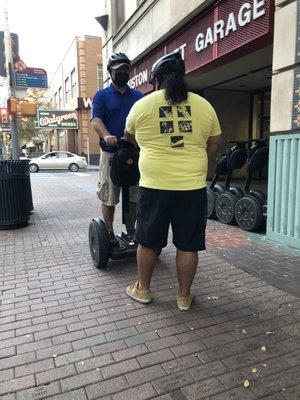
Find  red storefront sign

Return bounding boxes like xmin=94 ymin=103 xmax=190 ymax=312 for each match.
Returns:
xmin=129 ymin=0 xmax=274 ymax=93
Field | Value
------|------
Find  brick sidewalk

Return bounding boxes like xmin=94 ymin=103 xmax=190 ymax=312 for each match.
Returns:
xmin=0 ymin=174 xmax=299 ymax=400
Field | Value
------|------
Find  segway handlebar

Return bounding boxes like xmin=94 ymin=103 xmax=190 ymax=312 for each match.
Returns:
xmin=101 ymin=138 xmax=135 ymax=150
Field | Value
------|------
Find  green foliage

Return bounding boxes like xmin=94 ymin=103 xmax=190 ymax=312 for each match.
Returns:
xmin=17 ymin=88 xmax=52 ymax=145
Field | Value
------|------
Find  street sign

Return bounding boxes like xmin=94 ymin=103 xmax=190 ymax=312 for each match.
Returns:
xmin=14 ymin=67 xmax=48 ymax=89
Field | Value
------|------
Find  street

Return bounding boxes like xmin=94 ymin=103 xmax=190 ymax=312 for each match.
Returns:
xmin=0 ymin=171 xmax=299 ymax=400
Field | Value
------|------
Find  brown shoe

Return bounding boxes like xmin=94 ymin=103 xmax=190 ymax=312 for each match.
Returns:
xmin=177 ymin=292 xmax=193 ymax=311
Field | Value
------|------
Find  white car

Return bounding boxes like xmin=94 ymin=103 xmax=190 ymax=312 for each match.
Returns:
xmin=29 ymin=151 xmax=87 ymax=173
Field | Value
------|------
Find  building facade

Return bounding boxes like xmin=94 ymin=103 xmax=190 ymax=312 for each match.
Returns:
xmin=49 ymin=35 xmax=103 ymax=165
xmin=99 ymin=0 xmax=300 ymax=249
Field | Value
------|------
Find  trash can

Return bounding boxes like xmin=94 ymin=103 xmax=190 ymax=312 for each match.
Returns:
xmin=0 ymin=160 xmax=33 ymax=229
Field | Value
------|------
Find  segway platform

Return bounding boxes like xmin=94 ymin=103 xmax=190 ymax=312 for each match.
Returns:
xmin=89 ymin=139 xmax=140 ymax=269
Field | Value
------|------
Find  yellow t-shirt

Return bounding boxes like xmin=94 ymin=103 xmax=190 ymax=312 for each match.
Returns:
xmin=126 ymin=90 xmax=221 ymax=190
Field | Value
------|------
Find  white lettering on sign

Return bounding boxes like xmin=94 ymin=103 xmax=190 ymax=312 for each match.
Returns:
xmin=195 ymin=0 xmax=266 ymax=53
xmin=129 ymin=70 xmax=148 ymax=89
xmin=253 ymin=0 xmax=266 ymax=19
xmin=83 ymin=98 xmax=92 ymax=108
xmin=39 ymin=112 xmax=77 ymax=127
xmin=172 ymin=43 xmax=187 ymax=60
xmin=238 ymin=3 xmax=252 ymax=27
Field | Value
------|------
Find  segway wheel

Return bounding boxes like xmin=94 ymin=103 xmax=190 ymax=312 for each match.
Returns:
xmin=89 ymin=218 xmax=111 ymax=269
xmin=207 ymin=189 xmax=217 ymax=219
xmin=213 ymin=183 xmax=225 ymax=195
xmin=235 ymin=197 xmax=263 ymax=232
xmin=215 ymin=193 xmax=237 ymax=225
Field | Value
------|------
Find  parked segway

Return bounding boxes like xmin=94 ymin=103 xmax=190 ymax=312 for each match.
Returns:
xmin=235 ymin=140 xmax=269 ymax=231
xmin=215 ymin=140 xmax=248 ymax=225
xmin=207 ymin=141 xmax=249 ymax=219
xmin=89 ymin=139 xmax=140 ymax=269
xmin=207 ymin=152 xmax=228 ymax=218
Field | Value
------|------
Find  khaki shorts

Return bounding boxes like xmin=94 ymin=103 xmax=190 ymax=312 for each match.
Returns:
xmin=96 ymin=150 xmax=139 ymax=206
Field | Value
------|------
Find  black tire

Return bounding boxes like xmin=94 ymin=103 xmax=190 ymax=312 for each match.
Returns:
xmin=213 ymin=184 xmax=225 ymax=195
xmin=249 ymin=190 xmax=266 ymax=206
xmin=215 ymin=193 xmax=237 ymax=225
xmin=29 ymin=163 xmax=39 ymax=173
xmin=229 ymin=187 xmax=244 ymax=199
xmin=89 ymin=218 xmax=111 ymax=268
xmin=69 ymin=163 xmax=79 ymax=172
xmin=235 ymin=196 xmax=263 ymax=231
xmin=207 ymin=189 xmax=217 ymax=219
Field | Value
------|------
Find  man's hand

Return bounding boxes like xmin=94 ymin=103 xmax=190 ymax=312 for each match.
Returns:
xmin=124 ymin=129 xmax=138 ymax=147
xmin=104 ymin=135 xmax=118 ymax=146
xmin=207 ymin=134 xmax=222 ymax=161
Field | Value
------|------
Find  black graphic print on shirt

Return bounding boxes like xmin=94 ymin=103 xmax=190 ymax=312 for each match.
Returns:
xmin=159 ymin=106 xmax=173 ymax=118
xmin=160 ymin=121 xmax=174 ymax=133
xmin=170 ymin=136 xmax=184 ymax=148
xmin=158 ymin=105 xmax=192 ymax=148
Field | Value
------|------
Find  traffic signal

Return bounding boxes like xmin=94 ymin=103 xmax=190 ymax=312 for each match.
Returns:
xmin=6 ymin=133 xmax=11 ymax=141
xmin=20 ymin=103 xmax=37 ymax=117
xmin=7 ymin=98 xmax=18 ymax=114
xmin=0 ymin=108 xmax=8 ymax=125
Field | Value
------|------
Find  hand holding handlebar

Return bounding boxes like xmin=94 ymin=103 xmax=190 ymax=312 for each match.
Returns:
xmin=103 ymin=135 xmax=118 ymax=147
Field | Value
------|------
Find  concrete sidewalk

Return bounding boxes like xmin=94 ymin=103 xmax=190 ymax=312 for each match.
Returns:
xmin=0 ymin=173 xmax=299 ymax=400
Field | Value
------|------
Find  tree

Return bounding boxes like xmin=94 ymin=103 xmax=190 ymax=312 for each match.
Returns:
xmin=17 ymin=88 xmax=52 ymax=145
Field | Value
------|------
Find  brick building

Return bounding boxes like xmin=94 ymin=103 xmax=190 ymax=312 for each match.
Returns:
xmin=48 ymin=35 xmax=103 ymax=165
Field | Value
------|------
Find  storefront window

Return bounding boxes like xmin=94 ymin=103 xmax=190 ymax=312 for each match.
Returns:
xmin=58 ymin=87 xmax=63 ymax=109
xmin=97 ymin=64 xmax=103 ymax=89
xmin=71 ymin=68 xmax=77 ymax=98
xmin=65 ymin=77 xmax=70 ymax=103
xmin=257 ymin=91 xmax=271 ymax=139
xmin=115 ymin=0 xmax=125 ymax=30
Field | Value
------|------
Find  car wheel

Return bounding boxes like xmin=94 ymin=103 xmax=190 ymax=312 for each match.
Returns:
xmin=69 ymin=163 xmax=79 ymax=172
xmin=29 ymin=163 xmax=39 ymax=173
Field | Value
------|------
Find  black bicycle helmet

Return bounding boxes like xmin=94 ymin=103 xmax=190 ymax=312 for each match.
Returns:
xmin=107 ymin=52 xmax=131 ymax=71
xmin=149 ymin=52 xmax=185 ymax=84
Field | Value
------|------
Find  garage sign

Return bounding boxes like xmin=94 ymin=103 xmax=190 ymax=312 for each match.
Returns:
xmin=37 ymin=110 xmax=78 ymax=129
xmin=129 ymin=0 xmax=273 ymax=92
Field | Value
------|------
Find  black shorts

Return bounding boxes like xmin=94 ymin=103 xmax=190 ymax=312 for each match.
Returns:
xmin=136 ymin=187 xmax=207 ymax=252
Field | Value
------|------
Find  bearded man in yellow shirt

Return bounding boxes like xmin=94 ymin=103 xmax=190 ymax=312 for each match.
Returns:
xmin=125 ymin=52 xmax=222 ymax=310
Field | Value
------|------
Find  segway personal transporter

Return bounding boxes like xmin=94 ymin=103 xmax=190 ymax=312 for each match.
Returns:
xmin=207 ymin=141 xmax=247 ymax=219
xmin=89 ymin=139 xmax=140 ymax=269
xmin=207 ymin=151 xmax=228 ymax=219
xmin=215 ymin=140 xmax=248 ymax=224
xmin=235 ymin=140 xmax=269 ymax=231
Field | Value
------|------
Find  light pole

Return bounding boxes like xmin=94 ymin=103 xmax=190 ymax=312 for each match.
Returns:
xmin=3 ymin=8 xmax=20 ymax=160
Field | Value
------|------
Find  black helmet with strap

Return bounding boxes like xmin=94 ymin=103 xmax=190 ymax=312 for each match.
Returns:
xmin=149 ymin=52 xmax=185 ymax=85
xmin=107 ymin=52 xmax=131 ymax=71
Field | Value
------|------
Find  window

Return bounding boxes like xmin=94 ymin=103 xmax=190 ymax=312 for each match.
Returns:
xmin=54 ymin=92 xmax=58 ymax=108
xmin=65 ymin=77 xmax=70 ymax=103
xmin=58 ymin=87 xmax=62 ymax=109
xmin=59 ymin=152 xmax=68 ymax=159
xmin=45 ymin=152 xmax=59 ymax=159
xmin=71 ymin=68 xmax=77 ymax=98
xmin=67 ymin=152 xmax=74 ymax=158
xmin=97 ymin=64 xmax=103 ymax=89
xmin=115 ymin=0 xmax=125 ymax=29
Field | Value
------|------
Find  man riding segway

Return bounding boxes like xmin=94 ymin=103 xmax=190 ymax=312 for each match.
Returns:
xmin=91 ymin=52 xmax=143 ymax=247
